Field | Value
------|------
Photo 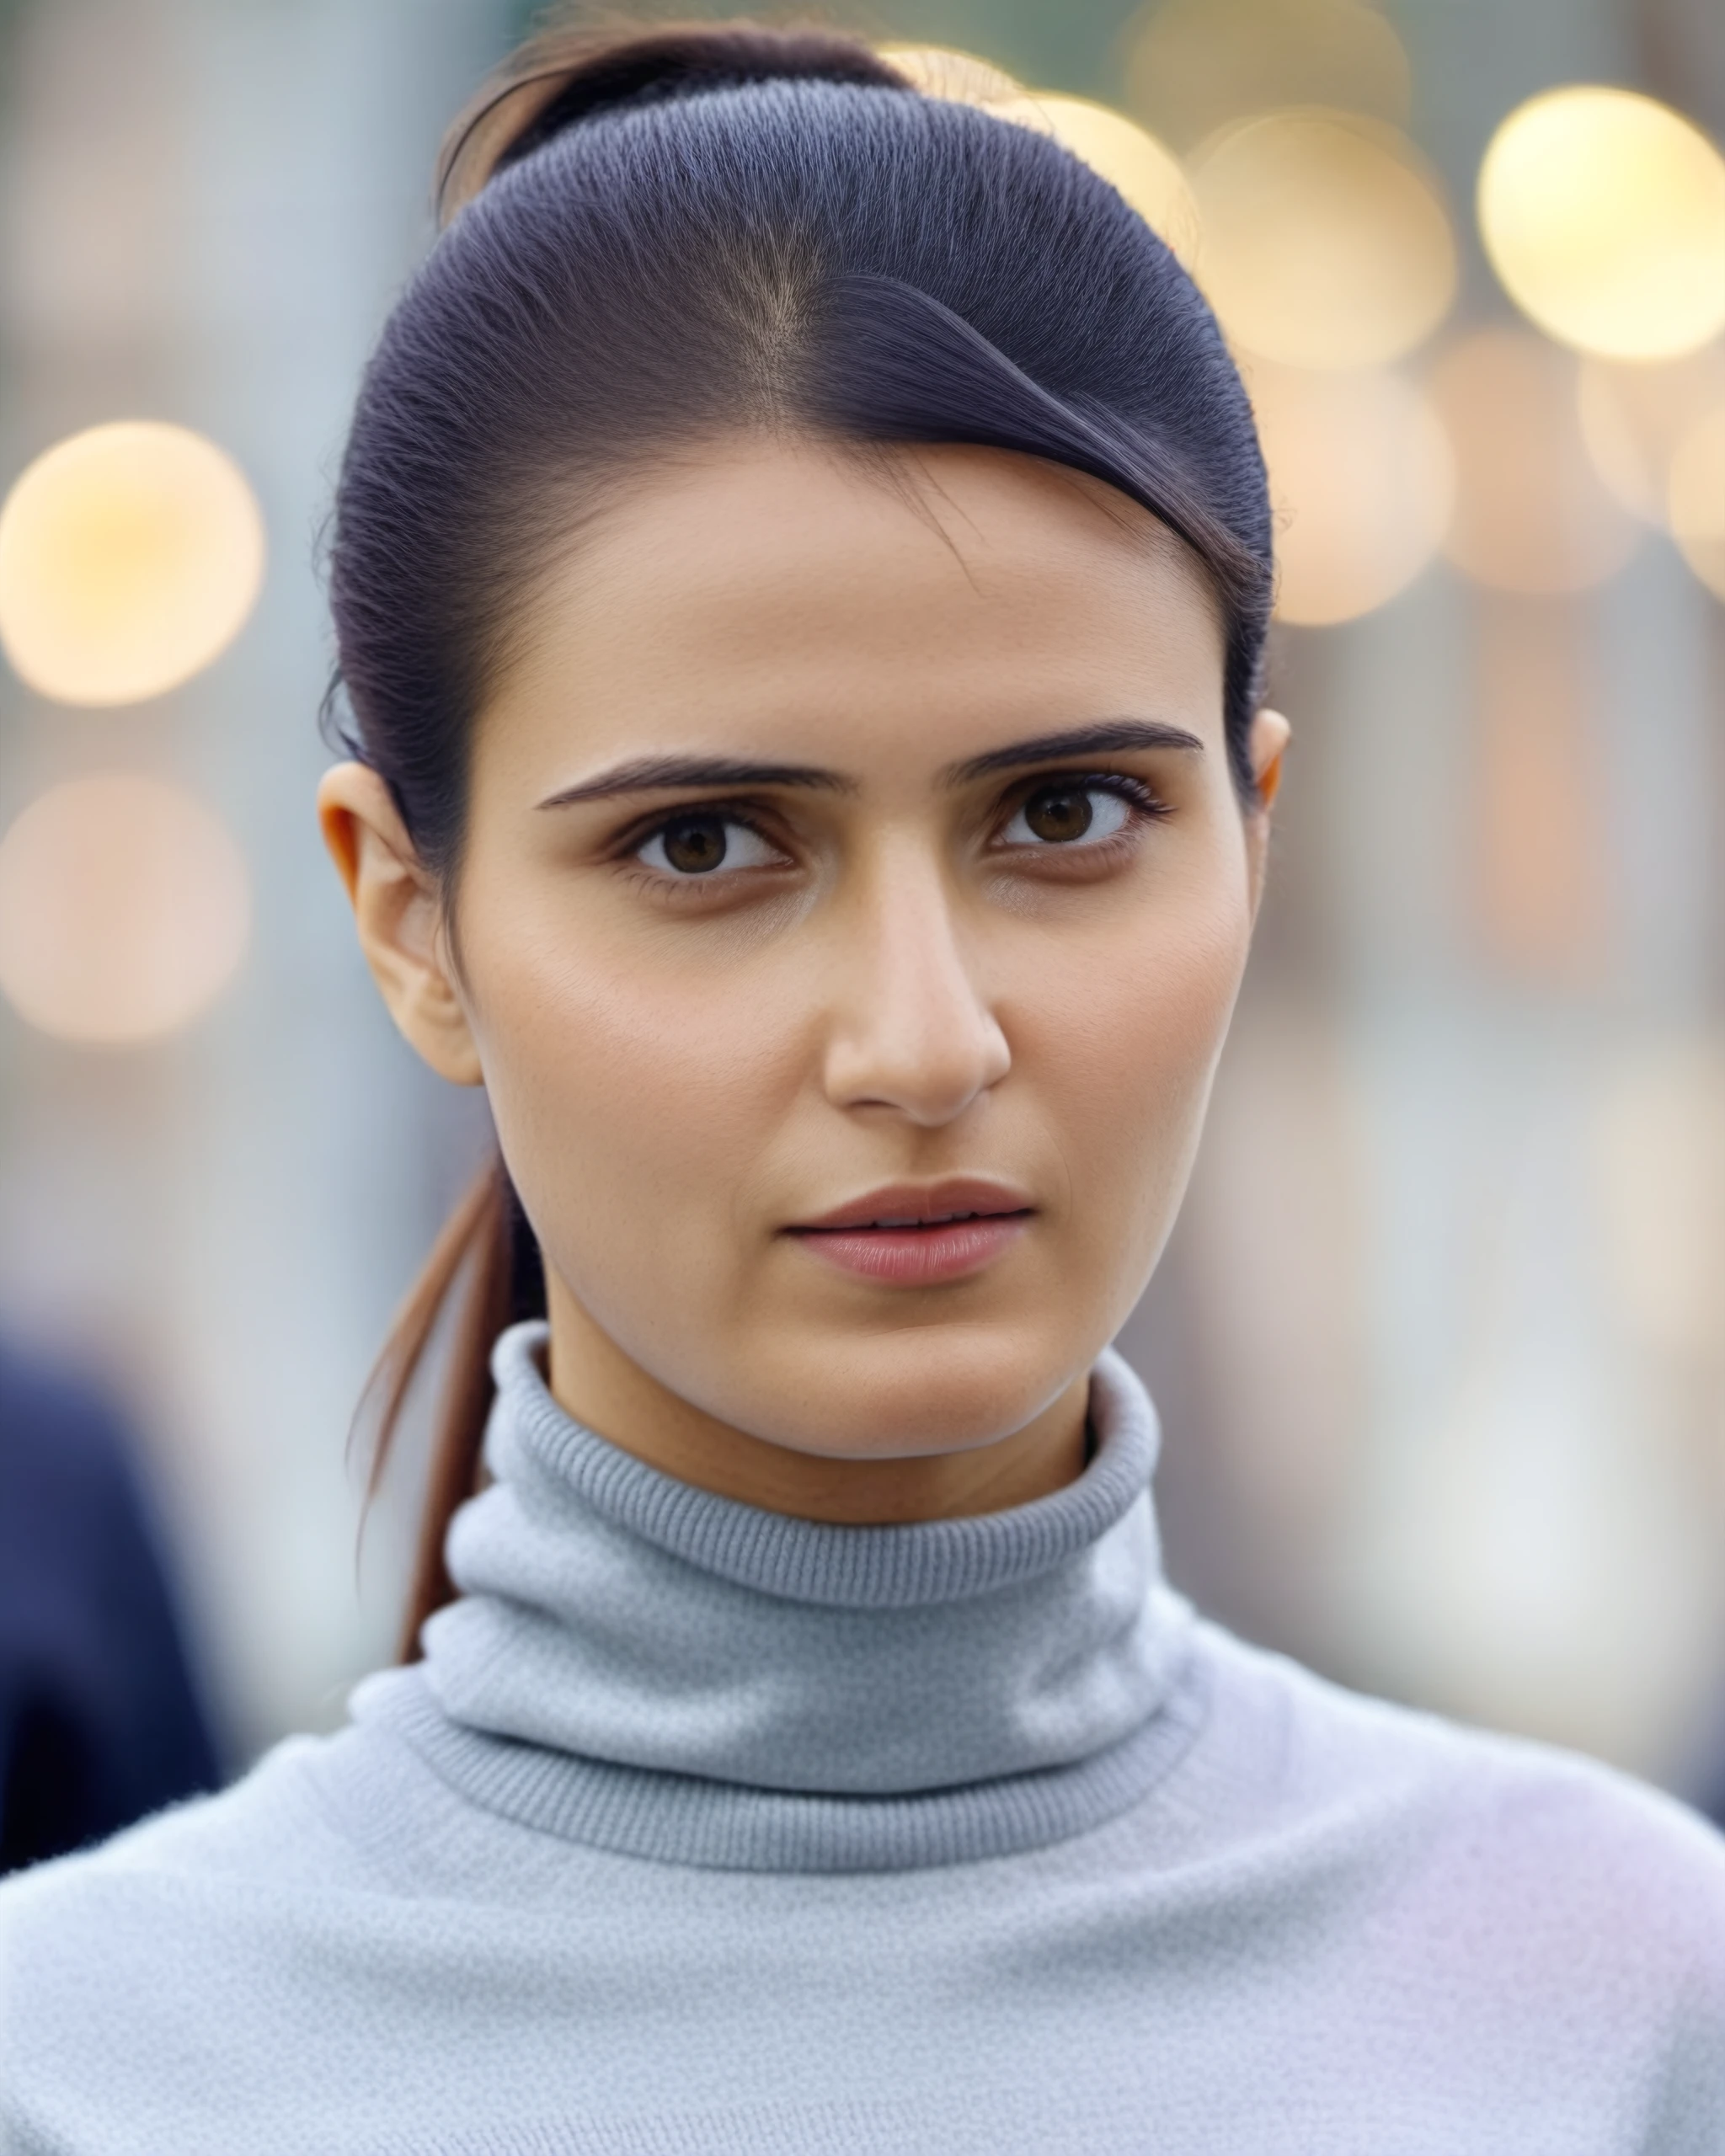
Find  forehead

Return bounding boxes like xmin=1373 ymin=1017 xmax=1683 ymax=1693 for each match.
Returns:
xmin=480 ymin=438 xmax=1227 ymax=784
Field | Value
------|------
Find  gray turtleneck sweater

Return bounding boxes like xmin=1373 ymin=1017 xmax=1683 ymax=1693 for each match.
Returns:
xmin=3 ymin=1326 xmax=1722 ymax=2153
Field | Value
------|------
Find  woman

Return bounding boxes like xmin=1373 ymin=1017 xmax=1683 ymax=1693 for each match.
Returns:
xmin=2 ymin=22 xmax=1721 ymax=2152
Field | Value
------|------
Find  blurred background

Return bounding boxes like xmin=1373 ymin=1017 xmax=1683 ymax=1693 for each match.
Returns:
xmin=0 ymin=0 xmax=1720 ymax=1836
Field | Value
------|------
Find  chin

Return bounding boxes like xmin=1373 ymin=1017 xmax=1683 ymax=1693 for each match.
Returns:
xmin=747 ymin=1322 xmax=1087 ymax=1460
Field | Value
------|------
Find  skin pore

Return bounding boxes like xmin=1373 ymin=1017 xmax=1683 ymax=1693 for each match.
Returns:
xmin=320 ymin=440 xmax=1287 ymax=1524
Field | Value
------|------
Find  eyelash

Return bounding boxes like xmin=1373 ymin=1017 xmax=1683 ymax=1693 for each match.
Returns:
xmin=1005 ymin=772 xmax=1171 ymax=840
xmin=615 ymin=771 xmax=1172 ymax=891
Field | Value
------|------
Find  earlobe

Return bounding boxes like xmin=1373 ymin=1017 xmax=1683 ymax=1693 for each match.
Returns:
xmin=1242 ymin=707 xmax=1291 ymax=913
xmin=316 ymin=762 xmax=485 ymax=1087
xmin=1248 ymin=707 xmax=1291 ymax=807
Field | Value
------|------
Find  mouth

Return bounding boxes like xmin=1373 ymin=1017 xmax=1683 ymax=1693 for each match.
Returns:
xmin=786 ymin=1179 xmax=1034 ymax=1287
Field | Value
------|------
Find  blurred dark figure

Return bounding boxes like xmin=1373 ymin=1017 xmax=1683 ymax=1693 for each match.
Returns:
xmin=0 ymin=1343 xmax=220 ymax=1874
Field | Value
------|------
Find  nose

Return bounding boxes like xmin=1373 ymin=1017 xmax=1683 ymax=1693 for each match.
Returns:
xmin=821 ymin=844 xmax=1011 ymax=1127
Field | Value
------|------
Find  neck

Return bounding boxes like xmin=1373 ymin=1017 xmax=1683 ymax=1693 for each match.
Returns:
xmin=543 ymin=1278 xmax=1091 ymax=1524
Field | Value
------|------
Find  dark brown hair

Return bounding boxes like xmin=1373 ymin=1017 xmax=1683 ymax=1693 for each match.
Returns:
xmin=332 ymin=19 xmax=1273 ymax=1655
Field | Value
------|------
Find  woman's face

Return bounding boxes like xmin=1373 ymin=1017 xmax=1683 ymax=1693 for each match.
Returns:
xmin=326 ymin=440 xmax=1284 ymax=1513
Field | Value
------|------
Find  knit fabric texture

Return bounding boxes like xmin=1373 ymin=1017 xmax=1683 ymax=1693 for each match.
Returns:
xmin=2 ymin=1324 xmax=1723 ymax=2153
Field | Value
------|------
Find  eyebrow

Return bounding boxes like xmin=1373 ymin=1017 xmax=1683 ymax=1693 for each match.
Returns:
xmin=535 ymin=718 xmax=1204 ymax=811
xmin=537 ymin=755 xmax=856 ymax=809
xmin=943 ymin=719 xmax=1204 ymax=785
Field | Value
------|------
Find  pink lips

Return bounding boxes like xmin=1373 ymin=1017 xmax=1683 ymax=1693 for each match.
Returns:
xmin=787 ymin=1178 xmax=1033 ymax=1286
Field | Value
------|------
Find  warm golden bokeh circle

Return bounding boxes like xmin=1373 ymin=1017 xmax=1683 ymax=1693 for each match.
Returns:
xmin=1667 ymin=408 xmax=1725 ymax=601
xmin=992 ymin=93 xmax=1200 ymax=267
xmin=1188 ymin=111 xmax=1456 ymax=368
xmin=1428 ymin=328 xmax=1641 ymax=594
xmin=1478 ymin=88 xmax=1725 ymax=360
xmin=1248 ymin=361 xmax=1453 ymax=624
xmin=0 ymin=420 xmax=265 ymax=707
xmin=0 ymin=774 xmax=251 ymax=1045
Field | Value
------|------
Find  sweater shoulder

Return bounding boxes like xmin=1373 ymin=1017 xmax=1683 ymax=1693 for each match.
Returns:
xmin=0 ymin=1720 xmax=383 ymax=1932
xmin=1192 ymin=1619 xmax=1725 ymax=1855
xmin=0 ymin=1720 xmax=463 ymax=2151
xmin=1183 ymin=1620 xmax=1725 ymax=1988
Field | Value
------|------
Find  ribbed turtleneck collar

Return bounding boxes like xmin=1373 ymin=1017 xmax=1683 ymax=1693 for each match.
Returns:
xmin=353 ymin=1323 xmax=1204 ymax=1871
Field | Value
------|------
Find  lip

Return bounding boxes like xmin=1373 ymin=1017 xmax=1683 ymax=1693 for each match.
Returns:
xmin=786 ymin=1177 xmax=1034 ymax=1287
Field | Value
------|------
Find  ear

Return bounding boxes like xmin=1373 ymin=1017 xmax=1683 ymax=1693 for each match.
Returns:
xmin=317 ymin=762 xmax=484 ymax=1086
xmin=1242 ymin=707 xmax=1291 ymax=916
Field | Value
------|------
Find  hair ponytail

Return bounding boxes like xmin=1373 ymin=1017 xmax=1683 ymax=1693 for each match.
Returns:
xmin=360 ymin=1154 xmax=545 ymax=1659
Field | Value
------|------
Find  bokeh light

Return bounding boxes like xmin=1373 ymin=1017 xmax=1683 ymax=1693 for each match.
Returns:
xmin=0 ymin=774 xmax=250 ymax=1045
xmin=1124 ymin=0 xmax=1412 ymax=151
xmin=1248 ymin=361 xmax=1454 ymax=624
xmin=1428 ymin=329 xmax=1640 ymax=594
xmin=1667 ymin=408 xmax=1725 ymax=601
xmin=1576 ymin=349 xmax=1725 ymax=522
xmin=994 ymin=93 xmax=1199 ymax=267
xmin=1188 ymin=111 xmax=1456 ymax=368
xmin=879 ymin=44 xmax=1021 ymax=104
xmin=0 ymin=421 xmax=265 ymax=707
xmin=1478 ymin=88 xmax=1725 ymax=361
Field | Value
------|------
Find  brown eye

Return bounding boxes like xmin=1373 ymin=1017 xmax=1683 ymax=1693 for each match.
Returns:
xmin=660 ymin=814 xmax=727 ymax=873
xmin=636 ymin=812 xmax=777 ymax=878
xmin=1000 ymin=782 xmax=1134 ymax=851
xmin=1022 ymin=786 xmax=1094 ymax=843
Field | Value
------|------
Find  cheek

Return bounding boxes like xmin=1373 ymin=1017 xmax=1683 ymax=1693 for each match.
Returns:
xmin=461 ymin=905 xmax=805 ymax=1270
xmin=1012 ymin=876 xmax=1251 ymax=1237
